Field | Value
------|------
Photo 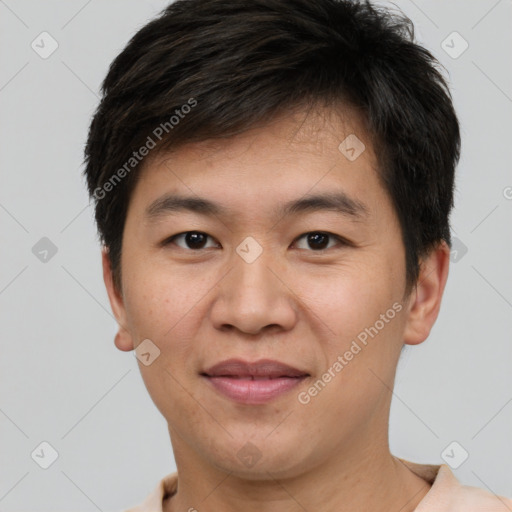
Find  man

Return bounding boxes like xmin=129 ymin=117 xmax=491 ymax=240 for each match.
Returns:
xmin=83 ymin=0 xmax=512 ymax=510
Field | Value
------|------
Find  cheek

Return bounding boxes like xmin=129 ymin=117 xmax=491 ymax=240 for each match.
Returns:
xmin=123 ymin=263 xmax=218 ymax=396
xmin=122 ymin=267 xmax=209 ymax=419
xmin=295 ymin=258 xmax=406 ymax=395
xmin=293 ymin=259 xmax=396 ymax=341
xmin=124 ymin=261 xmax=210 ymax=339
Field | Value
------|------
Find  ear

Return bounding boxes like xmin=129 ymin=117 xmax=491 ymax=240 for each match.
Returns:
xmin=403 ymin=241 xmax=450 ymax=346
xmin=102 ymin=248 xmax=134 ymax=352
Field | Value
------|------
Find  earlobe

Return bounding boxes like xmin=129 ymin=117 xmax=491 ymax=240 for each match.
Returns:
xmin=101 ymin=248 xmax=135 ymax=352
xmin=403 ymin=241 xmax=450 ymax=346
xmin=114 ymin=329 xmax=135 ymax=352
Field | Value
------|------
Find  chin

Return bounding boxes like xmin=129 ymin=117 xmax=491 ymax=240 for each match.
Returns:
xmin=203 ymin=434 xmax=314 ymax=481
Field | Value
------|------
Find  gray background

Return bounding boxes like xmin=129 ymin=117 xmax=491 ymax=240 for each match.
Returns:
xmin=1 ymin=0 xmax=511 ymax=510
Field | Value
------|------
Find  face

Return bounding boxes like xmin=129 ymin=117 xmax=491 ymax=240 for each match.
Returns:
xmin=104 ymin=107 xmax=447 ymax=480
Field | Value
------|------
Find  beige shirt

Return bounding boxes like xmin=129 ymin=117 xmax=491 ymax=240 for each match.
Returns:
xmin=124 ymin=458 xmax=512 ymax=511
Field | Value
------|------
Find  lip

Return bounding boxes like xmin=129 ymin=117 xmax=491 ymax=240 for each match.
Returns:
xmin=201 ymin=358 xmax=309 ymax=405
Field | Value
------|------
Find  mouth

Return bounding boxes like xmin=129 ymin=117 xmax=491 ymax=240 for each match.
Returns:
xmin=201 ymin=358 xmax=310 ymax=405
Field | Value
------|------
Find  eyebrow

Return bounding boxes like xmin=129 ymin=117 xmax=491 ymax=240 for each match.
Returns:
xmin=145 ymin=191 xmax=369 ymax=222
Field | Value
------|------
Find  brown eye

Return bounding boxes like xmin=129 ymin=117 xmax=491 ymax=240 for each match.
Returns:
xmin=166 ymin=231 xmax=218 ymax=250
xmin=294 ymin=231 xmax=345 ymax=251
xmin=306 ymin=232 xmax=329 ymax=249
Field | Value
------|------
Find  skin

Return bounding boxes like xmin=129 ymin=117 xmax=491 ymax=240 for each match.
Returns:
xmin=103 ymin=106 xmax=450 ymax=512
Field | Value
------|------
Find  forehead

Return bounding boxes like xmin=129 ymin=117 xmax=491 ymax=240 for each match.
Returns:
xmin=164 ymin=105 xmax=375 ymax=166
xmin=130 ymin=106 xmax=388 ymax=223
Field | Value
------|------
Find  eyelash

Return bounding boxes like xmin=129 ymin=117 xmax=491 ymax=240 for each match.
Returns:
xmin=162 ymin=231 xmax=351 ymax=252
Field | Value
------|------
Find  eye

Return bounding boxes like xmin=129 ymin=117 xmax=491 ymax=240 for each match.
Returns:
xmin=163 ymin=230 xmax=348 ymax=252
xmin=293 ymin=231 xmax=347 ymax=251
xmin=165 ymin=231 xmax=219 ymax=250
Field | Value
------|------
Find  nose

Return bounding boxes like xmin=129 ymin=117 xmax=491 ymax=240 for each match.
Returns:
xmin=209 ymin=246 xmax=298 ymax=336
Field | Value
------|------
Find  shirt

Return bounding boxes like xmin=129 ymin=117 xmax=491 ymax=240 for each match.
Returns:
xmin=124 ymin=458 xmax=512 ymax=511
